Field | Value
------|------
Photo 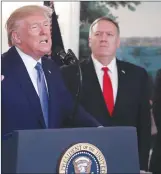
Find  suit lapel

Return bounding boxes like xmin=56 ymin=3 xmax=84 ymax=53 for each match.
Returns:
xmin=83 ymin=59 xmax=111 ymax=116
xmin=112 ymin=59 xmax=127 ymax=117
xmin=42 ymin=58 xmax=59 ymax=128
xmin=7 ymin=47 xmax=46 ymax=128
xmin=84 ymin=58 xmax=128 ymax=118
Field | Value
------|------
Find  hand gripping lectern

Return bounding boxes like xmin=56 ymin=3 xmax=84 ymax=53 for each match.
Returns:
xmin=2 ymin=127 xmax=140 ymax=173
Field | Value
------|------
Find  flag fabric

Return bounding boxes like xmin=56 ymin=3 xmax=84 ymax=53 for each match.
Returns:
xmin=44 ymin=1 xmax=64 ymax=66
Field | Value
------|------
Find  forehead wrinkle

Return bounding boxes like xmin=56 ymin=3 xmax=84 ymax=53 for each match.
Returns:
xmin=92 ymin=21 xmax=118 ymax=34
xmin=29 ymin=20 xmax=49 ymax=26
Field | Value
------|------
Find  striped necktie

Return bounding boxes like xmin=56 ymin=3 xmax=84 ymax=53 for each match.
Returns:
xmin=35 ymin=62 xmax=49 ymax=127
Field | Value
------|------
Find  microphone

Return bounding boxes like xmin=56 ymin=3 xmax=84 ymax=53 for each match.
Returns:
xmin=55 ymin=47 xmax=76 ymax=65
xmin=56 ymin=47 xmax=83 ymax=123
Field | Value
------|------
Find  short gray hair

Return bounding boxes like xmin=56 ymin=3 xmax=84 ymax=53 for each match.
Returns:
xmin=89 ymin=16 xmax=120 ymax=37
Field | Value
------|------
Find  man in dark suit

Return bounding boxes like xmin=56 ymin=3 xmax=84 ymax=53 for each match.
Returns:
xmin=61 ymin=17 xmax=151 ymax=171
xmin=150 ymin=69 xmax=161 ymax=173
xmin=1 ymin=5 xmax=101 ymax=137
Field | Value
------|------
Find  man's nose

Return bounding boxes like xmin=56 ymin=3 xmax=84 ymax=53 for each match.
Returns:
xmin=39 ymin=26 xmax=47 ymax=35
xmin=100 ymin=33 xmax=108 ymax=41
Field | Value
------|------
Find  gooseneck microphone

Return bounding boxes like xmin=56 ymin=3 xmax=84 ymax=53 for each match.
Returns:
xmin=55 ymin=47 xmax=83 ymax=124
xmin=54 ymin=47 xmax=76 ymax=65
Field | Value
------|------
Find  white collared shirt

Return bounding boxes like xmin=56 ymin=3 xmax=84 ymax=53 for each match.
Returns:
xmin=15 ymin=47 xmax=48 ymax=96
xmin=91 ymin=55 xmax=118 ymax=104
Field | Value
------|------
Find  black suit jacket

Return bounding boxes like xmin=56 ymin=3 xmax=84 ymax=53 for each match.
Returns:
xmin=61 ymin=58 xmax=151 ymax=170
xmin=1 ymin=47 xmax=101 ymax=137
xmin=150 ymin=69 xmax=161 ymax=173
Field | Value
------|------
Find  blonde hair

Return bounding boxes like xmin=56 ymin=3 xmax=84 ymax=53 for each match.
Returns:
xmin=6 ymin=5 xmax=52 ymax=46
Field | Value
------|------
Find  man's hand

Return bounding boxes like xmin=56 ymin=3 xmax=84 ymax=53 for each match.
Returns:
xmin=140 ymin=170 xmax=152 ymax=174
xmin=97 ymin=126 xmax=104 ymax=128
xmin=1 ymin=75 xmax=4 ymax=81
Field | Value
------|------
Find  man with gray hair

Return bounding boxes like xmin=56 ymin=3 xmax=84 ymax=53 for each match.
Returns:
xmin=1 ymin=5 xmax=101 ymax=137
xmin=61 ymin=17 xmax=151 ymax=171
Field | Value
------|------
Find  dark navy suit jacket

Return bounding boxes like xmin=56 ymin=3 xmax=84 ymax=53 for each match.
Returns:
xmin=1 ymin=47 xmax=100 ymax=136
xmin=61 ymin=58 xmax=151 ymax=170
xmin=150 ymin=69 xmax=161 ymax=173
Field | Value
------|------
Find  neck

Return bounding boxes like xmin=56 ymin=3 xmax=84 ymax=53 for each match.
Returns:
xmin=94 ymin=56 xmax=114 ymax=66
xmin=16 ymin=46 xmax=41 ymax=61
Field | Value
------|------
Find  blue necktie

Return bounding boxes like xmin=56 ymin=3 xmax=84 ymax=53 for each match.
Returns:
xmin=35 ymin=62 xmax=48 ymax=127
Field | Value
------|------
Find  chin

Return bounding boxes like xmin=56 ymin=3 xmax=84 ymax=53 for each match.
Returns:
xmin=101 ymin=52 xmax=113 ymax=56
xmin=40 ymin=48 xmax=51 ymax=54
xmin=98 ymin=54 xmax=109 ymax=57
xmin=37 ymin=51 xmax=50 ymax=57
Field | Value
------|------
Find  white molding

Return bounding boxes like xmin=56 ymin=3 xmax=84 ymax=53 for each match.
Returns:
xmin=55 ymin=2 xmax=80 ymax=58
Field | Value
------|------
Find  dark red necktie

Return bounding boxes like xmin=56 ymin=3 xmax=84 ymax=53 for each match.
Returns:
xmin=102 ymin=67 xmax=114 ymax=116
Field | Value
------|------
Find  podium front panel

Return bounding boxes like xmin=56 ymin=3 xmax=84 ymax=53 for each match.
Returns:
xmin=2 ymin=127 xmax=140 ymax=173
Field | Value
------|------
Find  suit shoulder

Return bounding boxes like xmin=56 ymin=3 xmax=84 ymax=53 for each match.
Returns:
xmin=1 ymin=51 xmax=8 ymax=59
xmin=60 ymin=62 xmax=78 ymax=73
xmin=2 ymin=50 xmax=9 ymax=61
xmin=119 ymin=60 xmax=148 ymax=75
xmin=43 ymin=57 xmax=60 ymax=70
xmin=155 ymin=69 xmax=161 ymax=86
xmin=61 ymin=58 xmax=89 ymax=72
xmin=156 ymin=69 xmax=161 ymax=77
xmin=1 ymin=50 xmax=12 ymax=68
xmin=1 ymin=47 xmax=18 ymax=64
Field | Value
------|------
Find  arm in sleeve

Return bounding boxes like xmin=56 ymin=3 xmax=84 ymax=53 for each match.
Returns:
xmin=153 ymin=69 xmax=161 ymax=131
xmin=138 ymin=70 xmax=151 ymax=171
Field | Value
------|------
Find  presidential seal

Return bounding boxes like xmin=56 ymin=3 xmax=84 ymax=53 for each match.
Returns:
xmin=58 ymin=143 xmax=107 ymax=174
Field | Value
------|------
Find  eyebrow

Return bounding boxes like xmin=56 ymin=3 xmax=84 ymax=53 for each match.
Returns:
xmin=30 ymin=20 xmax=49 ymax=25
xmin=94 ymin=31 xmax=115 ymax=33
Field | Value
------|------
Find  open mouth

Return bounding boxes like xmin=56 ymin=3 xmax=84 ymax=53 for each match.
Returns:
xmin=40 ymin=39 xmax=48 ymax=44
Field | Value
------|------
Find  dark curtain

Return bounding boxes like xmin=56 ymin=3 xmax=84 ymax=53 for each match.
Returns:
xmin=44 ymin=1 xmax=64 ymax=66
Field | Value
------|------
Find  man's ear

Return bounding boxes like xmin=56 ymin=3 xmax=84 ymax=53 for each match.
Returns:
xmin=88 ymin=37 xmax=91 ymax=48
xmin=12 ymin=31 xmax=21 ymax=44
xmin=117 ymin=36 xmax=120 ymax=48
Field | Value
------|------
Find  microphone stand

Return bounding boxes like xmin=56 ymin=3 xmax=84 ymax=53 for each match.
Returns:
xmin=61 ymin=49 xmax=83 ymax=125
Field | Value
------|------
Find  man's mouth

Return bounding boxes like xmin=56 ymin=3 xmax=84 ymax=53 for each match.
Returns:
xmin=40 ymin=39 xmax=48 ymax=44
xmin=100 ymin=46 xmax=107 ymax=48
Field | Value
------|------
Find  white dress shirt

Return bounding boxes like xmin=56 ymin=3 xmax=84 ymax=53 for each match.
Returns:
xmin=15 ymin=47 xmax=48 ymax=96
xmin=91 ymin=56 xmax=118 ymax=104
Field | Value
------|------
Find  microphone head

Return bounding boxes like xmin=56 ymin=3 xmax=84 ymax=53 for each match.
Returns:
xmin=54 ymin=46 xmax=65 ymax=56
xmin=68 ymin=49 xmax=74 ymax=55
xmin=54 ymin=47 xmax=77 ymax=65
xmin=68 ymin=49 xmax=77 ymax=60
